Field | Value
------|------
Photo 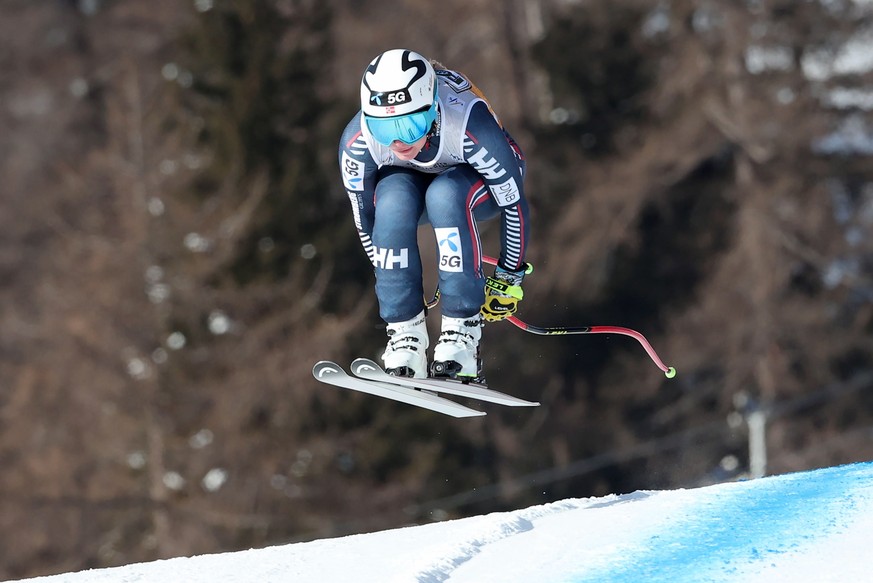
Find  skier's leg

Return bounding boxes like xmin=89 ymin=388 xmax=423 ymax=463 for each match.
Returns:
xmin=373 ymin=167 xmax=430 ymax=377
xmin=425 ymin=166 xmax=491 ymax=379
xmin=425 ymin=166 xmax=491 ymax=317
xmin=373 ymin=167 xmax=428 ymax=320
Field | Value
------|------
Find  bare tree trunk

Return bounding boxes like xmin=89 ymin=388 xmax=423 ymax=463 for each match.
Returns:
xmin=502 ymin=0 xmax=551 ymax=130
xmin=108 ymin=59 xmax=173 ymax=558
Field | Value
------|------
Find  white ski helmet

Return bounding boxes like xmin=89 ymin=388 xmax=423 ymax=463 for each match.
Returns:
xmin=360 ymin=49 xmax=437 ymax=145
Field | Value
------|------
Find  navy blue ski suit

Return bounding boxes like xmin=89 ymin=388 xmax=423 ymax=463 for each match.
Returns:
xmin=338 ymin=68 xmax=531 ymax=323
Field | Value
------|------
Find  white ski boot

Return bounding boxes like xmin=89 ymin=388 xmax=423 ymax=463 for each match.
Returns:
xmin=431 ymin=313 xmax=483 ymax=381
xmin=382 ymin=310 xmax=429 ymax=378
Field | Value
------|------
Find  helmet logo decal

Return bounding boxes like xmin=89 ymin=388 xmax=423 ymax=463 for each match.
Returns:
xmin=369 ymin=89 xmax=409 ymax=107
xmin=401 ymin=50 xmax=427 ymax=86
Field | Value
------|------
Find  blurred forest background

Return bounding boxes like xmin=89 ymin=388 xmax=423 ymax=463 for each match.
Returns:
xmin=3 ymin=0 xmax=873 ymax=578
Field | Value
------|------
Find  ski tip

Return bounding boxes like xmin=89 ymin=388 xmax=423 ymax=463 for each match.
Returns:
xmin=351 ymin=358 xmax=380 ymax=375
xmin=665 ymin=366 xmax=677 ymax=379
xmin=313 ymin=361 xmax=343 ymax=378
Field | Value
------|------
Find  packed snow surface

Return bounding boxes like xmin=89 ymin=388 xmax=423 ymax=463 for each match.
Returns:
xmin=11 ymin=462 xmax=873 ymax=583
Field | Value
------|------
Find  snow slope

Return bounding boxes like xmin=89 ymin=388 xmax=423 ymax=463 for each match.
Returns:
xmin=10 ymin=461 xmax=873 ymax=583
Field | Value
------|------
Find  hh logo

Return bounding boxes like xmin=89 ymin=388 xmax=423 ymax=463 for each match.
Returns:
xmin=467 ymin=147 xmax=506 ymax=180
xmin=435 ymin=227 xmax=463 ymax=273
xmin=373 ymin=246 xmax=409 ymax=269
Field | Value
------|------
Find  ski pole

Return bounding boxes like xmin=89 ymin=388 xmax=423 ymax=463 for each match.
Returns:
xmin=502 ymin=316 xmax=676 ymax=378
xmin=481 ymin=256 xmax=677 ymax=378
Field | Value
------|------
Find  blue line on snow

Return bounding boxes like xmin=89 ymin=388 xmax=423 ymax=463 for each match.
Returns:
xmin=569 ymin=461 xmax=873 ymax=583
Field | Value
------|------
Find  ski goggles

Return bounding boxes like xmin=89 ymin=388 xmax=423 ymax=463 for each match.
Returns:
xmin=364 ymin=103 xmax=437 ymax=146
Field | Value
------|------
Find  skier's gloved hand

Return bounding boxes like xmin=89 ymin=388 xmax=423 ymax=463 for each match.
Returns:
xmin=480 ymin=263 xmax=532 ymax=322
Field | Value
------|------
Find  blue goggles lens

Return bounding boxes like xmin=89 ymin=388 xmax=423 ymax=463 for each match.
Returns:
xmin=365 ymin=105 xmax=436 ymax=146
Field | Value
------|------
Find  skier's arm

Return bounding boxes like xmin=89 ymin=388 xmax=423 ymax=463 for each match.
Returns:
xmin=338 ymin=115 xmax=380 ymax=266
xmin=463 ymin=101 xmax=530 ymax=273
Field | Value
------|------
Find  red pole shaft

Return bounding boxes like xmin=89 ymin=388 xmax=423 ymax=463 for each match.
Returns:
xmin=483 ymin=256 xmax=675 ymax=377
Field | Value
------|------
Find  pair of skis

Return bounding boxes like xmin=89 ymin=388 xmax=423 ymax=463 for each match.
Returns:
xmin=312 ymin=358 xmax=539 ymax=418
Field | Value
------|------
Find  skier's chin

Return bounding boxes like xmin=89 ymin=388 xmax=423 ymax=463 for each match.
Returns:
xmin=390 ymin=140 xmax=424 ymax=160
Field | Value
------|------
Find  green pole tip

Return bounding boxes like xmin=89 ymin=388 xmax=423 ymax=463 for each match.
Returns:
xmin=665 ymin=367 xmax=677 ymax=379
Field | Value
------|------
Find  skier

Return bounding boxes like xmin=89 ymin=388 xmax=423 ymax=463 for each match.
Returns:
xmin=338 ymin=48 xmax=531 ymax=381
